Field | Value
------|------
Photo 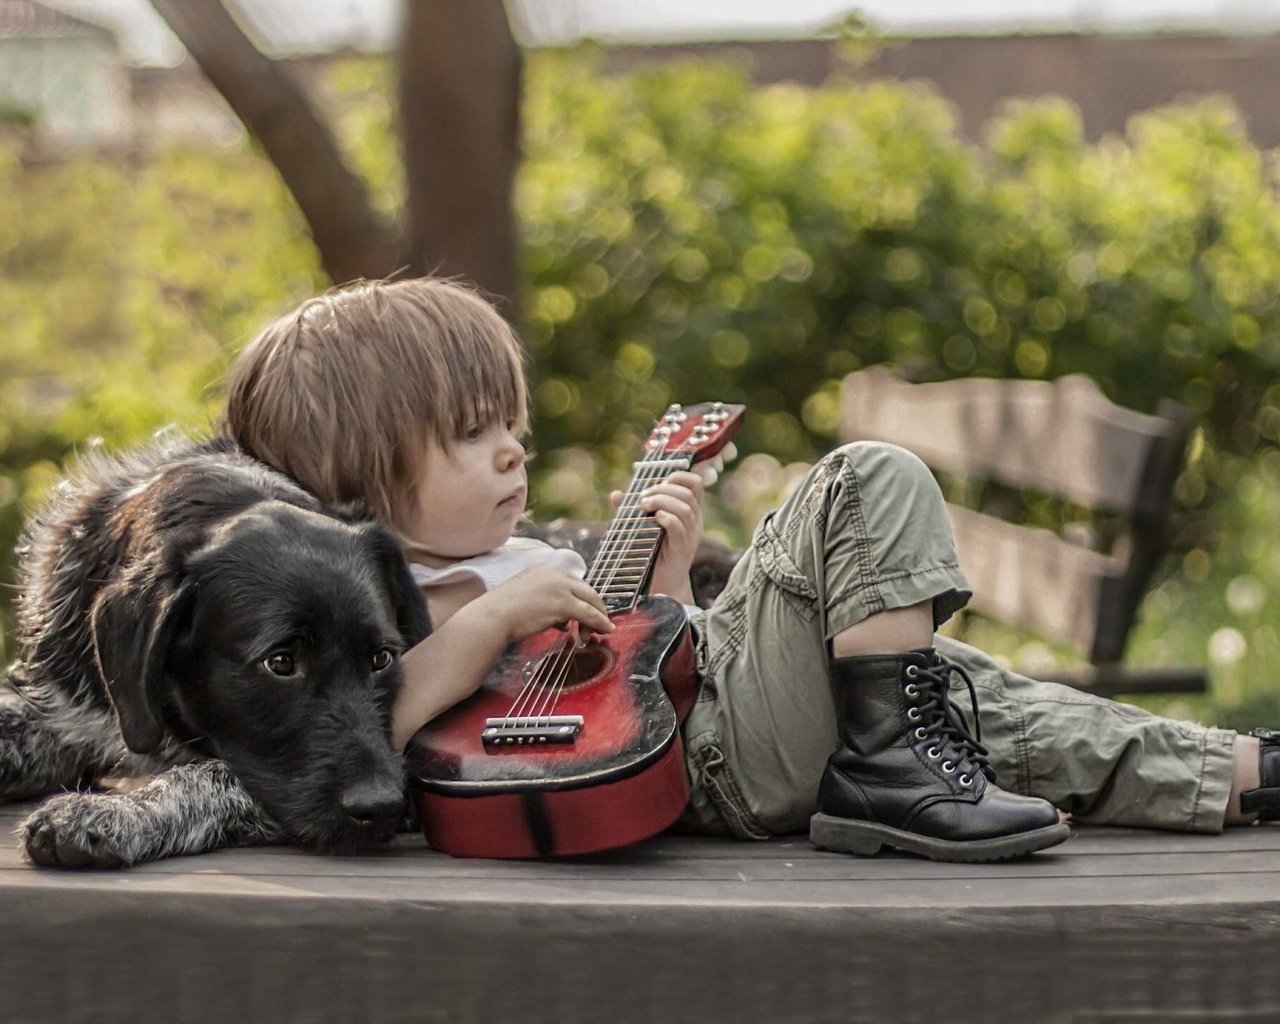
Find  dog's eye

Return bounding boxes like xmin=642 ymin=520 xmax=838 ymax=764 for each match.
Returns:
xmin=372 ymin=649 xmax=395 ymax=672
xmin=263 ymin=652 xmax=296 ymax=677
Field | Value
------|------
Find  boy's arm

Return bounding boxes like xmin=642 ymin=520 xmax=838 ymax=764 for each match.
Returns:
xmin=390 ymin=598 xmax=507 ymax=750
xmin=389 ymin=565 xmax=613 ymax=750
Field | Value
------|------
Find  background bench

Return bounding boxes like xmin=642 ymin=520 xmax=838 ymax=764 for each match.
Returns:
xmin=839 ymin=366 xmax=1206 ymax=697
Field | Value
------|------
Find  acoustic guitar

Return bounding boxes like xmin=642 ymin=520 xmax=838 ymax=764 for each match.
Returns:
xmin=406 ymin=402 xmax=745 ymax=858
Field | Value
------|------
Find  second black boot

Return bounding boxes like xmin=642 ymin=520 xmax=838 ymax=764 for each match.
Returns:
xmin=810 ymin=648 xmax=1070 ymax=862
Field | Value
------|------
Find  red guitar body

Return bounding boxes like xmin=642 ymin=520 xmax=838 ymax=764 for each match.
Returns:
xmin=407 ymin=596 xmax=697 ymax=858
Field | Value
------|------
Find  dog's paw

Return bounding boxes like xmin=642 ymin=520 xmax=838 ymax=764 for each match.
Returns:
xmin=19 ymin=793 xmax=133 ymax=869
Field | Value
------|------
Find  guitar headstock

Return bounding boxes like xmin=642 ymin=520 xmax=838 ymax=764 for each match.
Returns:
xmin=645 ymin=402 xmax=745 ymax=464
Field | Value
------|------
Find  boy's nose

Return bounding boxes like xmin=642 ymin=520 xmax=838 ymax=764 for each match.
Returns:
xmin=497 ymin=436 xmax=525 ymax=469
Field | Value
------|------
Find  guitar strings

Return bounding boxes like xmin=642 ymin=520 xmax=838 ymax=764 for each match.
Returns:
xmin=537 ymin=432 xmax=695 ymax=717
xmin=519 ymin=443 xmax=674 ymax=727
xmin=505 ymin=444 xmax=667 ymax=729
xmin=501 ymin=438 xmax=684 ymax=730
xmin=523 ymin=445 xmax=678 ymax=726
xmin=587 ymin=444 xmax=673 ymax=604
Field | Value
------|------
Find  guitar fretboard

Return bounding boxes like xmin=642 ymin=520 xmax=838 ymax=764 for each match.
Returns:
xmin=585 ymin=452 xmax=692 ymax=611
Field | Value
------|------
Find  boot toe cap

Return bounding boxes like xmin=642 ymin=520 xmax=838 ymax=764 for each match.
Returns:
xmin=912 ymin=786 xmax=1061 ymax=843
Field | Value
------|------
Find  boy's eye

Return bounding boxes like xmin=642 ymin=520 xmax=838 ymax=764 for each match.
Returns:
xmin=463 ymin=423 xmax=484 ymax=441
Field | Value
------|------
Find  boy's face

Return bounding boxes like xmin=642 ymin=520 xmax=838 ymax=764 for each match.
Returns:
xmin=400 ymin=417 xmax=527 ymax=562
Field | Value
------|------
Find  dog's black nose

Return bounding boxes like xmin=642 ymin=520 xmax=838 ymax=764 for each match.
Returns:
xmin=339 ymin=779 xmax=403 ymax=826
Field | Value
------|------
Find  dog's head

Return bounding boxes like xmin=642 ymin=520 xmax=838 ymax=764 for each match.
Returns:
xmin=89 ymin=501 xmax=430 ymax=853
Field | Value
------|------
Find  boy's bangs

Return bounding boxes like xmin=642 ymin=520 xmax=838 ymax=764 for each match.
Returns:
xmin=441 ymin=328 xmax=528 ymax=442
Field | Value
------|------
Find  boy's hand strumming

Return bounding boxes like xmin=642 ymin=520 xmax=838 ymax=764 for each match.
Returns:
xmin=485 ymin=565 xmax=614 ymax=643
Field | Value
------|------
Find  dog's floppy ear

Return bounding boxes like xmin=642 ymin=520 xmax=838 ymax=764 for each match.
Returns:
xmin=90 ymin=574 xmax=197 ymax=753
xmin=361 ymin=525 xmax=432 ymax=645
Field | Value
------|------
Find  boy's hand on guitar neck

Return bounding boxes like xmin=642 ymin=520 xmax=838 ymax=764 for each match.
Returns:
xmin=610 ymin=443 xmax=736 ymax=607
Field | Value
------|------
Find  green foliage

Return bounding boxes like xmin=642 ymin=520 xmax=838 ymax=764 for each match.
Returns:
xmin=2 ymin=52 xmax=1279 ymax=726
xmin=0 ymin=136 xmax=324 ymax=651
xmin=514 ymin=57 xmax=1280 ymax=525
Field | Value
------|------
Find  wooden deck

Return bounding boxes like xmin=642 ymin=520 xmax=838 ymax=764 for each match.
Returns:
xmin=4 ymin=802 xmax=1280 ymax=1024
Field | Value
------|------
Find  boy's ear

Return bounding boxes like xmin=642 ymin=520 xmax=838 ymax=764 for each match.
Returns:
xmin=90 ymin=574 xmax=198 ymax=753
xmin=361 ymin=525 xmax=432 ymax=644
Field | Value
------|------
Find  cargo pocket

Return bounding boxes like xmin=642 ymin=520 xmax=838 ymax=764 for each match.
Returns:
xmin=752 ymin=513 xmax=819 ymax=621
xmin=688 ymin=734 xmax=770 ymax=841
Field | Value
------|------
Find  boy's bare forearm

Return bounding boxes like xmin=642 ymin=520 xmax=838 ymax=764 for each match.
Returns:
xmin=648 ymin=568 xmax=695 ymax=606
xmin=390 ymin=600 xmax=505 ymax=750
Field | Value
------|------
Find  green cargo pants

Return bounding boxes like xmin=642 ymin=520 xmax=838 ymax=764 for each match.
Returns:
xmin=681 ymin=441 xmax=1237 ymax=838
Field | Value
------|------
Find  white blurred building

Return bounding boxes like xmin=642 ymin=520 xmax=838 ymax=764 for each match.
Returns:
xmin=8 ymin=2 xmax=1280 ymax=151
xmin=0 ymin=0 xmax=128 ymax=146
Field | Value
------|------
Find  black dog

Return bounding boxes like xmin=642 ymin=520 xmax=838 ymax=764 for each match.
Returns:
xmin=0 ymin=435 xmax=430 ymax=867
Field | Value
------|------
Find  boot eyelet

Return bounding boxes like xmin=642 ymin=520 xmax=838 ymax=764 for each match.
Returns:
xmin=914 ymin=727 xmax=928 ymax=741
xmin=926 ymin=746 xmax=941 ymax=759
xmin=904 ymin=683 xmax=919 ymax=698
xmin=905 ymin=665 xmax=919 ymax=678
xmin=942 ymin=760 xmax=956 ymax=773
xmin=907 ymin=707 xmax=921 ymax=721
xmin=959 ymin=774 xmax=973 ymax=787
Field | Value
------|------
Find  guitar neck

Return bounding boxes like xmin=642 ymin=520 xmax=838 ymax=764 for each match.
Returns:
xmin=585 ymin=453 xmax=691 ymax=612
xmin=583 ymin=401 xmax=744 ymax=613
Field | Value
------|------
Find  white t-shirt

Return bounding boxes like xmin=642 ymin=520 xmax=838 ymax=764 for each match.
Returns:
xmin=407 ymin=536 xmax=588 ymax=592
xmin=407 ymin=536 xmax=699 ymax=618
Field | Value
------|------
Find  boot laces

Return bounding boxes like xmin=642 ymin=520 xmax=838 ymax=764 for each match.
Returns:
xmin=905 ymin=657 xmax=995 ymax=782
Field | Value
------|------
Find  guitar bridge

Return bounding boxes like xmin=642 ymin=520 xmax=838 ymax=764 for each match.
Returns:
xmin=482 ymin=715 xmax=585 ymax=746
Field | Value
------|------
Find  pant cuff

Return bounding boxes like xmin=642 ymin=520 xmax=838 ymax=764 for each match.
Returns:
xmin=1190 ymin=727 xmax=1238 ymax=833
xmin=825 ymin=561 xmax=972 ymax=641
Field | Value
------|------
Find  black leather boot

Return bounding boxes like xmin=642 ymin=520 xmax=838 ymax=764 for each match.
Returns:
xmin=1241 ymin=728 xmax=1280 ymax=820
xmin=810 ymin=648 xmax=1070 ymax=862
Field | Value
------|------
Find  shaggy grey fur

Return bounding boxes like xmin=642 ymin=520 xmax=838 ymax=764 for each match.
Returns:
xmin=2 ymin=435 xmax=429 ymax=868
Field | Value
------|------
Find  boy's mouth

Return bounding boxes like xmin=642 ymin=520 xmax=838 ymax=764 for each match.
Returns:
xmin=498 ymin=488 xmax=525 ymax=509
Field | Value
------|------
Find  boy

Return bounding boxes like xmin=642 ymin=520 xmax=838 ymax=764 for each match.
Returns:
xmin=225 ymin=277 xmax=1276 ymax=862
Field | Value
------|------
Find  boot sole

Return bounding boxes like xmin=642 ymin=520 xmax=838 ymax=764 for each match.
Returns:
xmin=809 ymin=813 xmax=1071 ymax=863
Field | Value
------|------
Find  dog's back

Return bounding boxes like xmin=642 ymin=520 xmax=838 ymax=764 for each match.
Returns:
xmin=10 ymin=435 xmax=318 ymax=710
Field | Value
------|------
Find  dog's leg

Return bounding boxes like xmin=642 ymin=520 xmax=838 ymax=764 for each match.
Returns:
xmin=19 ymin=760 xmax=283 ymax=868
xmin=0 ymin=685 xmax=126 ymax=802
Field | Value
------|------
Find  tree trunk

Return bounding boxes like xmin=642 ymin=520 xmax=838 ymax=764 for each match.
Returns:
xmin=149 ymin=0 xmax=398 ymax=284
xmin=398 ymin=0 xmax=523 ymax=320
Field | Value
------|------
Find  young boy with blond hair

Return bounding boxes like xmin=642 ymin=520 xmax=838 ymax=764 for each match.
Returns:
xmin=225 ymin=276 xmax=1277 ymax=862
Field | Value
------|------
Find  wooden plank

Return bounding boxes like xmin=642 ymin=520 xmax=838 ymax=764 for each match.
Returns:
xmin=5 ymin=802 xmax=1280 ymax=1022
xmin=946 ymin=502 xmax=1119 ymax=654
xmin=7 ymin=804 xmax=1280 ymax=891
xmin=840 ymin=367 xmax=1189 ymax=516
xmin=8 ymin=836 xmax=1278 ymax=885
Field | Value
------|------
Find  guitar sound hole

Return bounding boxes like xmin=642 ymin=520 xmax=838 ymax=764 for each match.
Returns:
xmin=557 ymin=643 xmax=613 ymax=690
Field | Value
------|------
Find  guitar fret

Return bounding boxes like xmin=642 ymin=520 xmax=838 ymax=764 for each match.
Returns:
xmin=595 ymin=544 xmax=660 ymax=555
